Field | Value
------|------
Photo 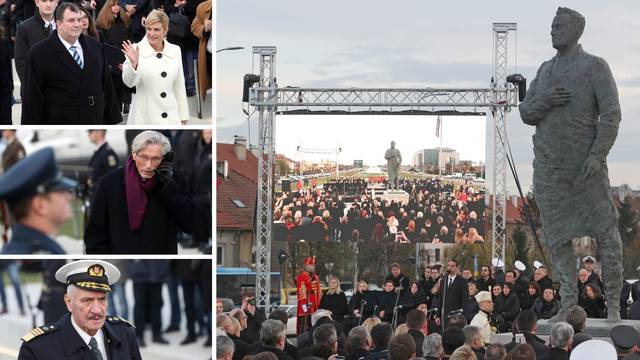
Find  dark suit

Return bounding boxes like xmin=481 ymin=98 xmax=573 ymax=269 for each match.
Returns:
xmin=505 ymin=332 xmax=550 ymax=358
xmin=407 ymin=329 xmax=425 ymax=357
xmin=13 ymin=11 xmax=50 ymax=85
xmin=21 ymin=32 xmax=122 ymax=124
xmin=0 ymin=38 xmax=11 ymax=124
xmin=538 ymin=347 xmax=569 ymax=360
xmin=17 ymin=312 xmax=141 ymax=359
xmin=87 ymin=142 xmax=119 ymax=198
xmin=439 ymin=275 xmax=468 ymax=317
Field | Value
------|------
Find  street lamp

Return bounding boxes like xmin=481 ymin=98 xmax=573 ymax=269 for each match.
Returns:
xmin=217 ymin=46 xmax=245 ymax=53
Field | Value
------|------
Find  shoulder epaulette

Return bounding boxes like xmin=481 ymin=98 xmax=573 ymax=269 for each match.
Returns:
xmin=21 ymin=325 xmax=58 ymax=342
xmin=107 ymin=316 xmax=135 ymax=328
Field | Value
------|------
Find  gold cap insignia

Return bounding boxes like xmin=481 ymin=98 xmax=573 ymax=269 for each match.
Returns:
xmin=88 ymin=264 xmax=105 ymax=277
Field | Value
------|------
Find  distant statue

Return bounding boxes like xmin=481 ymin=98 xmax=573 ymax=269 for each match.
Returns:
xmin=384 ymin=141 xmax=402 ymax=190
xmin=519 ymin=7 xmax=623 ymax=322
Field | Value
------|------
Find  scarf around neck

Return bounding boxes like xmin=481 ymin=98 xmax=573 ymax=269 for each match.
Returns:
xmin=125 ymin=155 xmax=157 ymax=231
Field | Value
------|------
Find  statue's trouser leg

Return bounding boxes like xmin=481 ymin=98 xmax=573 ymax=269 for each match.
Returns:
xmin=551 ymin=240 xmax=579 ymax=312
xmin=598 ymin=224 xmax=623 ymax=321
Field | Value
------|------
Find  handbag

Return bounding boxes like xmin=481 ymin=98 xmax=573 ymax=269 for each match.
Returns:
xmin=168 ymin=7 xmax=190 ymax=38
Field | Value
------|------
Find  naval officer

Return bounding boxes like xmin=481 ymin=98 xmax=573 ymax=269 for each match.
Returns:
xmin=18 ymin=260 xmax=141 ymax=359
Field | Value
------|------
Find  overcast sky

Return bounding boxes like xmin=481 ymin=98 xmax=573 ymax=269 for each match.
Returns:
xmin=217 ymin=0 xmax=640 ymax=193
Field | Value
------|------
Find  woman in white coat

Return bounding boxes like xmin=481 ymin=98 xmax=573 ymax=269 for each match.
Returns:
xmin=121 ymin=10 xmax=189 ymax=124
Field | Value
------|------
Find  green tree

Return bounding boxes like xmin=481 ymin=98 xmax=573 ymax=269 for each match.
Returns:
xmin=276 ymin=159 xmax=289 ymax=177
xmin=511 ymin=225 xmax=529 ymax=269
xmin=618 ymin=195 xmax=639 ymax=246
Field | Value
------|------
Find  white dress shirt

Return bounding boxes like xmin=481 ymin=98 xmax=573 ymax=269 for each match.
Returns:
xmin=58 ymin=34 xmax=84 ymax=67
xmin=70 ymin=315 xmax=108 ymax=360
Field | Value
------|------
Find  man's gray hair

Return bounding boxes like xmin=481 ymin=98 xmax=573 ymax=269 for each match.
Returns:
xmin=566 ymin=305 xmax=587 ymax=332
xmin=556 ymin=7 xmax=585 ymax=38
xmin=422 ymin=333 xmax=443 ymax=358
xmin=550 ymin=322 xmax=574 ymax=348
xmin=313 ymin=323 xmax=337 ymax=347
xmin=131 ymin=130 xmax=171 ymax=155
xmin=463 ymin=325 xmax=482 ymax=344
xmin=348 ymin=326 xmax=370 ymax=350
xmin=216 ymin=335 xmax=235 ymax=359
xmin=259 ymin=319 xmax=285 ymax=347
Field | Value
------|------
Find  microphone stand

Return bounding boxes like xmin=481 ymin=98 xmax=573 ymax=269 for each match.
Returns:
xmin=358 ymin=300 xmax=366 ymax=326
xmin=391 ymin=286 xmax=402 ymax=330
xmin=441 ymin=276 xmax=448 ymax=334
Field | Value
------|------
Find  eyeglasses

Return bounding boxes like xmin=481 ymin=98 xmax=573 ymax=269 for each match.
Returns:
xmin=135 ymin=153 xmax=163 ymax=165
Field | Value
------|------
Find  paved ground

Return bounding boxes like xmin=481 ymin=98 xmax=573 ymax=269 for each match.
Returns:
xmin=10 ymin=60 xmax=212 ymax=125
xmin=0 ymin=281 xmax=212 ymax=360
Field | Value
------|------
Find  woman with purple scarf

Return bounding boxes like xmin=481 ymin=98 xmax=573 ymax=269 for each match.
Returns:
xmin=84 ymin=130 xmax=206 ymax=253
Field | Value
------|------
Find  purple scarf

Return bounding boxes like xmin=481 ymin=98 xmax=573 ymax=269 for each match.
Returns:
xmin=125 ymin=155 xmax=157 ymax=231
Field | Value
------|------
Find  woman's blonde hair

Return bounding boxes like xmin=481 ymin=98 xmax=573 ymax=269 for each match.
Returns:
xmin=362 ymin=317 xmax=381 ymax=334
xmin=145 ymin=9 xmax=169 ymax=30
xmin=327 ymin=276 xmax=342 ymax=295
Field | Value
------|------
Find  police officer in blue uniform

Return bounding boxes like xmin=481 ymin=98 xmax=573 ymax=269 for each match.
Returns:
xmin=18 ymin=260 xmax=142 ymax=360
xmin=0 ymin=147 xmax=77 ymax=254
xmin=87 ymin=130 xmax=120 ymax=198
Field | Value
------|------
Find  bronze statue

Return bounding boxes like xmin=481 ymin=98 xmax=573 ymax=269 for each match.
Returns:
xmin=519 ymin=7 xmax=623 ymax=322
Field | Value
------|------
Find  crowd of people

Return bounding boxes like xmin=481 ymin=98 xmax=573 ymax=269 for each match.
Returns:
xmin=273 ymin=177 xmax=486 ymax=245
xmin=217 ymin=255 xmax=640 ymax=360
xmin=0 ymin=0 xmax=212 ymax=123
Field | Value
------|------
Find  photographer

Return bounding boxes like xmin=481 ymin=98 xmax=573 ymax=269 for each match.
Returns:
xmin=85 ymin=130 xmax=207 ymax=254
xmin=241 ymin=295 xmax=266 ymax=344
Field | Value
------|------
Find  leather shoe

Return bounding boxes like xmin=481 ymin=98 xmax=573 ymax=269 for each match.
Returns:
xmin=164 ymin=325 xmax=180 ymax=333
xmin=180 ymin=335 xmax=197 ymax=345
xmin=153 ymin=336 xmax=170 ymax=345
xmin=137 ymin=338 xmax=146 ymax=347
xmin=203 ymin=336 xmax=212 ymax=347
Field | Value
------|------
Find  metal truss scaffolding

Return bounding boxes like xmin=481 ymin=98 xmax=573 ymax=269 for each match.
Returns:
xmin=249 ymin=24 xmax=518 ymax=311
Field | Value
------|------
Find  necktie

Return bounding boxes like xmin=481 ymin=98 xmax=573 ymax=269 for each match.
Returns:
xmin=70 ymin=45 xmax=83 ymax=69
xmin=46 ymin=23 xmax=53 ymax=34
xmin=89 ymin=337 xmax=103 ymax=360
xmin=448 ymin=276 xmax=453 ymax=287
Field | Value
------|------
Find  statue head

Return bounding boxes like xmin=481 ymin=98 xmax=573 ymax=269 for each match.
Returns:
xmin=390 ymin=141 xmax=396 ymax=148
xmin=551 ymin=7 xmax=585 ymax=51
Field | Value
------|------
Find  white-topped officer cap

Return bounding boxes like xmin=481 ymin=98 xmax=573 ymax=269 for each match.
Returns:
xmin=55 ymin=260 xmax=121 ymax=293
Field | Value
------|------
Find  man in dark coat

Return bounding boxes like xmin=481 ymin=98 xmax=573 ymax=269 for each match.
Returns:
xmin=128 ymin=260 xmax=169 ymax=346
xmin=18 ymin=260 xmax=141 ymax=359
xmin=21 ymin=2 xmax=121 ymax=124
xmin=250 ymin=319 xmax=294 ymax=360
xmin=438 ymin=259 xmax=468 ymax=318
xmin=87 ymin=130 xmax=120 ymax=197
xmin=384 ymin=263 xmax=410 ymax=298
xmin=13 ymin=0 xmax=57 ymax=85
xmin=406 ymin=310 xmax=426 ymax=357
xmin=84 ymin=131 xmax=206 ymax=254
xmin=505 ymin=310 xmax=550 ymax=358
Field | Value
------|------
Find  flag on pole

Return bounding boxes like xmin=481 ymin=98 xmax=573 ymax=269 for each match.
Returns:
xmin=435 ymin=115 xmax=441 ymax=137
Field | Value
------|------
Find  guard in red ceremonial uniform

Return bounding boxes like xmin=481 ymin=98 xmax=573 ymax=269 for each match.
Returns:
xmin=296 ymin=256 xmax=321 ymax=334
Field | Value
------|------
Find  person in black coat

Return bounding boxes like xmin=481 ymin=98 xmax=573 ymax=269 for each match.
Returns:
xmin=21 ymin=3 xmax=122 ymax=124
xmin=375 ymin=281 xmax=398 ymax=324
xmin=129 ymin=259 xmax=169 ymax=346
xmin=494 ymin=283 xmax=520 ymax=333
xmin=319 ymin=277 xmax=350 ymax=324
xmin=0 ymin=33 xmax=11 ymax=124
xmin=13 ymin=0 xmax=57 ymax=85
xmin=399 ymin=281 xmax=427 ymax=323
xmin=84 ymin=131 xmax=206 ymax=254
xmin=384 ymin=263 xmax=410 ymax=298
xmin=532 ymin=288 xmax=560 ymax=320
xmin=520 ymin=281 xmax=541 ymax=311
xmin=578 ymin=283 xmax=606 ymax=318
xmin=504 ymin=310 xmax=550 ymax=359
xmin=463 ymin=280 xmax=480 ymax=323
xmin=349 ymin=280 xmax=376 ymax=326
xmin=96 ymin=0 xmax=132 ymax=112
xmin=437 ymin=259 xmax=469 ymax=318
xmin=87 ymin=129 xmax=120 ymax=199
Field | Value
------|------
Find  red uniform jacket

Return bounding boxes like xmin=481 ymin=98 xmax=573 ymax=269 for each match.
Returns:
xmin=297 ymin=271 xmax=321 ymax=318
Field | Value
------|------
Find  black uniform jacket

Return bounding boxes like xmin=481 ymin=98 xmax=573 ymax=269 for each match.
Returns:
xmin=21 ymin=31 xmax=121 ymax=124
xmin=18 ymin=313 xmax=141 ymax=359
